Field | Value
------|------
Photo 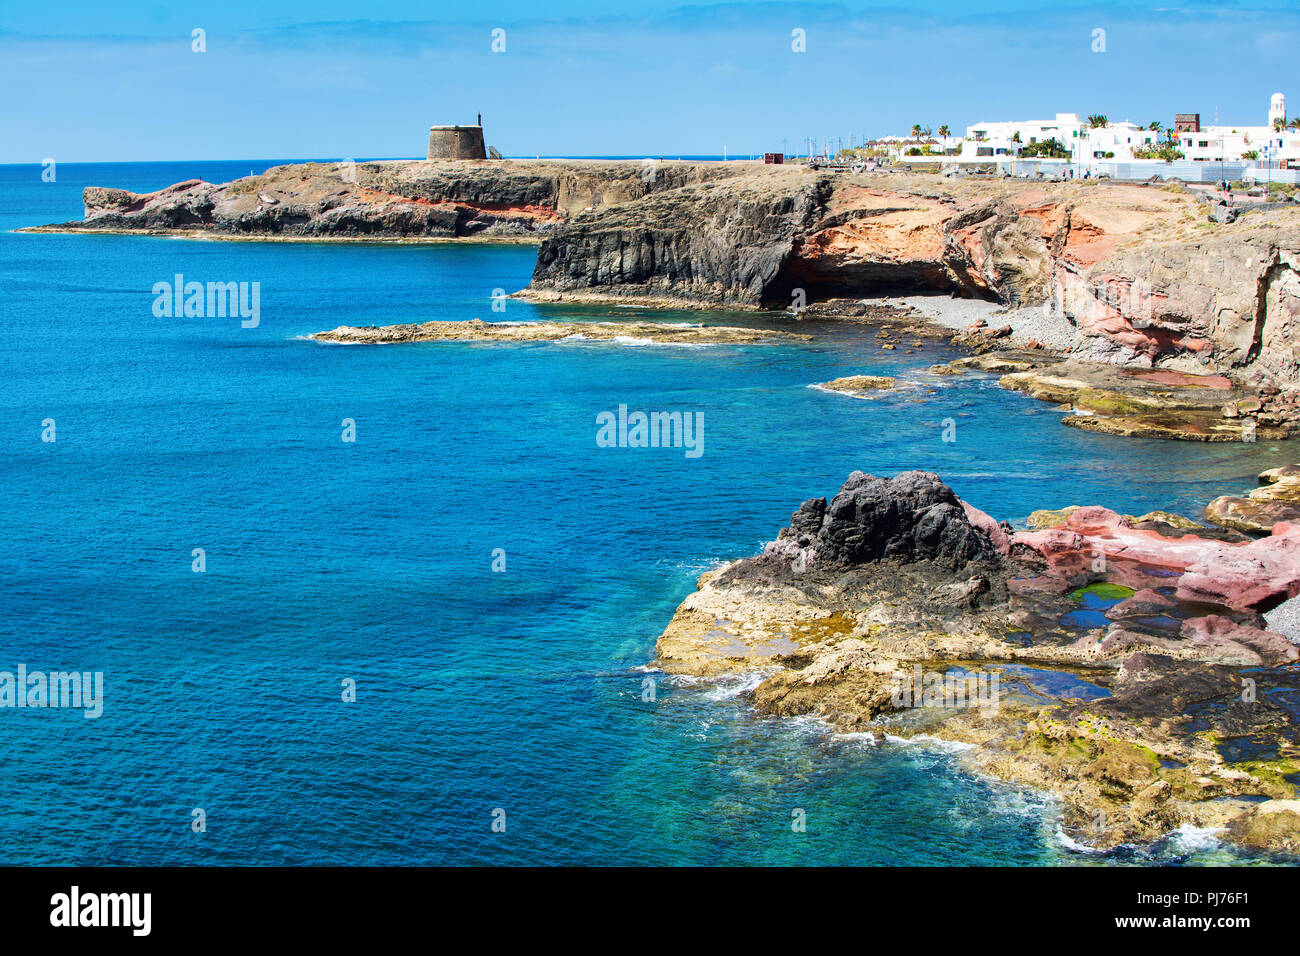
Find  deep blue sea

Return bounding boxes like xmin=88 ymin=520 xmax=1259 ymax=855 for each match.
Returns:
xmin=0 ymin=160 xmax=1286 ymax=865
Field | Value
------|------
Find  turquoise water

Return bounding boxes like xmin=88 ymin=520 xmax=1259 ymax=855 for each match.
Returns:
xmin=0 ymin=161 xmax=1286 ymax=865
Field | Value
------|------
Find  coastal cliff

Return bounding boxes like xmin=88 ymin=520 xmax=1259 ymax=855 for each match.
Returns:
xmin=526 ymin=168 xmax=1300 ymax=384
xmin=34 ymin=158 xmax=1300 ymax=385
xmin=36 ymin=159 xmax=744 ymax=240
xmin=30 ymin=159 xmax=1300 ymax=411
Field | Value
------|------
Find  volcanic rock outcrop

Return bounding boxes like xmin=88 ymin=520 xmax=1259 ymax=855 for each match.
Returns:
xmin=655 ymin=471 xmax=1012 ymax=677
xmin=655 ymin=470 xmax=1300 ymax=854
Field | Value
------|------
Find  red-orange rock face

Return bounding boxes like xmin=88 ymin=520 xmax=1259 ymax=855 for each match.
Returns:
xmin=43 ymin=162 xmax=1300 ymax=382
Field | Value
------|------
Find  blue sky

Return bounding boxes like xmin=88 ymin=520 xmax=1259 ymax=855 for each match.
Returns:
xmin=3 ymin=0 xmax=1299 ymax=162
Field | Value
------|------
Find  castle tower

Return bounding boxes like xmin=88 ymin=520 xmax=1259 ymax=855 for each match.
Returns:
xmin=1270 ymin=92 xmax=1286 ymax=128
xmin=427 ymin=124 xmax=487 ymax=160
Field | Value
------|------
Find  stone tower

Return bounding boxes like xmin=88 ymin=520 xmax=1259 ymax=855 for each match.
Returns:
xmin=427 ymin=124 xmax=487 ymax=160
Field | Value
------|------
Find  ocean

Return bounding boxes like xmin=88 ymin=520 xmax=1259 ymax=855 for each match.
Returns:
xmin=0 ymin=160 xmax=1284 ymax=865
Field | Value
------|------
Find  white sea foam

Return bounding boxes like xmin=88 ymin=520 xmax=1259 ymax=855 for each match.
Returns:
xmin=1055 ymin=826 xmax=1105 ymax=854
xmin=832 ymin=730 xmax=881 ymax=746
xmin=784 ymin=713 xmax=835 ymax=735
xmin=683 ymin=719 xmax=713 ymax=740
xmin=1168 ymin=823 xmax=1226 ymax=853
xmin=592 ymin=319 xmax=704 ymax=328
xmin=883 ymin=733 xmax=975 ymax=753
xmin=658 ymin=555 xmax=733 ymax=577
xmin=552 ymin=332 xmax=718 ymax=349
xmin=984 ymin=784 xmax=1056 ymax=820
xmin=666 ymin=674 xmax=706 ymax=687
xmin=808 ymin=383 xmax=881 ymax=401
xmin=703 ymin=671 xmax=769 ymax=701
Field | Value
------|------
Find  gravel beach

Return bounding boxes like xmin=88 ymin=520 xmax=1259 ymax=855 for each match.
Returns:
xmin=894 ymin=294 xmax=1080 ymax=351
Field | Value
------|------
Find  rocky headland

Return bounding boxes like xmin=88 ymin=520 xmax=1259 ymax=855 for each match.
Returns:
xmin=655 ymin=469 xmax=1300 ymax=856
xmin=1207 ymin=465 xmax=1300 ymax=535
xmin=25 ymin=159 xmax=744 ymax=241
xmin=36 ymin=158 xmax=1300 ymax=437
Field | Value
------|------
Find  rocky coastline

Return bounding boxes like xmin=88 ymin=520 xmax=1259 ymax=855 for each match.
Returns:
xmin=25 ymin=159 xmax=744 ymax=241
xmin=38 ymin=158 xmax=1300 ymax=439
xmin=654 ymin=469 xmax=1300 ymax=856
xmin=30 ymin=159 xmax=1300 ymax=856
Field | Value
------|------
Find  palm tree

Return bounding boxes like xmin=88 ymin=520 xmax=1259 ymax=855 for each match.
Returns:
xmin=938 ymin=124 xmax=950 ymax=138
xmin=1147 ymin=121 xmax=1162 ymax=133
xmin=1087 ymin=114 xmax=1108 ymax=129
xmin=910 ymin=124 xmax=922 ymax=139
xmin=1275 ymin=118 xmax=1287 ymax=132
xmin=1289 ymin=118 xmax=1300 ymax=131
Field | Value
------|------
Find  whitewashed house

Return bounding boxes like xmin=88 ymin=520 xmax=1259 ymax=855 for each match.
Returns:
xmin=958 ymin=113 xmax=1157 ymax=162
xmin=961 ymin=114 xmax=1086 ymax=159
xmin=1175 ymin=94 xmax=1300 ymax=166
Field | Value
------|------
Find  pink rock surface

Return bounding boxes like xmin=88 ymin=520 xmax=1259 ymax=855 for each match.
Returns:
xmin=1178 ymin=615 xmax=1298 ymax=667
xmin=962 ymin=501 xmax=1010 ymax=556
xmin=1177 ymin=521 xmax=1300 ymax=609
xmin=1098 ymin=617 xmax=1298 ymax=666
xmin=1011 ymin=508 xmax=1300 ymax=610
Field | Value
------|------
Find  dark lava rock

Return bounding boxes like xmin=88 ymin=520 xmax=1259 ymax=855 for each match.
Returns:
xmin=1099 ymin=652 xmax=1291 ymax=738
xmin=776 ymin=470 xmax=1001 ymax=571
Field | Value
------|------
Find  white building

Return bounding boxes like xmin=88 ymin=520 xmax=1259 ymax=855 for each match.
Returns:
xmin=957 ymin=113 xmax=1158 ymax=162
xmin=962 ymin=113 xmax=1084 ymax=158
xmin=1175 ymin=93 xmax=1300 ymax=166
xmin=882 ymin=93 xmax=1300 ymax=178
xmin=1078 ymin=122 xmax=1160 ymax=160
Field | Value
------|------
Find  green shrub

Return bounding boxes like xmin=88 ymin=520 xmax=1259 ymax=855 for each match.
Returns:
xmin=1132 ymin=143 xmax=1184 ymax=161
xmin=1017 ymin=137 xmax=1070 ymax=159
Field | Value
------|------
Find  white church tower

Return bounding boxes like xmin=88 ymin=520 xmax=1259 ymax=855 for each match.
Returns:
xmin=1270 ymin=92 xmax=1286 ymax=128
